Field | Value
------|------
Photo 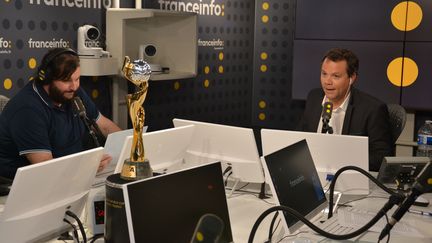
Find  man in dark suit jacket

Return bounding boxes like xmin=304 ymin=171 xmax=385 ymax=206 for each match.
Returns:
xmin=297 ymin=48 xmax=393 ymax=171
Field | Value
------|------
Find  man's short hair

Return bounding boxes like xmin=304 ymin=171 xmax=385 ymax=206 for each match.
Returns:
xmin=322 ymin=48 xmax=359 ymax=78
xmin=36 ymin=48 xmax=80 ymax=85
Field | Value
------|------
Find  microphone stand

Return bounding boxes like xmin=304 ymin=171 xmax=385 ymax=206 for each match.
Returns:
xmin=321 ymin=118 xmax=333 ymax=134
xmin=80 ymin=115 xmax=100 ymax=147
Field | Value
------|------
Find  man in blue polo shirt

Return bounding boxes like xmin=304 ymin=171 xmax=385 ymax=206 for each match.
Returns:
xmin=0 ymin=48 xmax=121 ymax=179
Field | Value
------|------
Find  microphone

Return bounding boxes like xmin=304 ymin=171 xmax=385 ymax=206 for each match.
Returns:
xmin=379 ymin=162 xmax=432 ymax=240
xmin=72 ymin=96 xmax=105 ymax=147
xmin=321 ymin=102 xmax=333 ymax=134
xmin=191 ymin=214 xmax=224 ymax=243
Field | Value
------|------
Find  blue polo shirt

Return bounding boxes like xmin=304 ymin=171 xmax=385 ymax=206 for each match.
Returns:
xmin=0 ymin=81 xmax=100 ymax=179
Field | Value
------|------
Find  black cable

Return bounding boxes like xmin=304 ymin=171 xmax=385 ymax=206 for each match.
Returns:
xmin=66 ymin=210 xmax=87 ymax=243
xmin=89 ymin=234 xmax=104 ymax=243
xmin=379 ymin=214 xmax=391 ymax=243
xmin=222 ymin=165 xmax=232 ymax=176
xmin=224 ymin=171 xmax=232 ymax=187
xmin=248 ymin=166 xmax=406 ymax=242
xmin=248 ymin=196 xmax=398 ymax=243
xmin=327 ymin=166 xmax=400 ymax=219
xmin=63 ymin=218 xmax=79 ymax=243
xmin=267 ymin=212 xmax=279 ymax=241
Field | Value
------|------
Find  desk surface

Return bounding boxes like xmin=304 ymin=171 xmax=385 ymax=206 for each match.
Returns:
xmin=228 ymin=185 xmax=432 ymax=243
xmin=2 ymin=184 xmax=432 ymax=243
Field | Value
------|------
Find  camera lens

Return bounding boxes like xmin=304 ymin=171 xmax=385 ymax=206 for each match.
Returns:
xmin=145 ymin=45 xmax=157 ymax=57
xmin=87 ymin=28 xmax=100 ymax=40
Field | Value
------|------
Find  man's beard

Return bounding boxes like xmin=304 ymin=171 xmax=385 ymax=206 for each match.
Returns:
xmin=48 ymin=84 xmax=75 ymax=104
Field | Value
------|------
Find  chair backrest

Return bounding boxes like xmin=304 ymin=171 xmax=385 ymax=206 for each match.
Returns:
xmin=387 ymin=104 xmax=407 ymax=145
xmin=0 ymin=95 xmax=9 ymax=113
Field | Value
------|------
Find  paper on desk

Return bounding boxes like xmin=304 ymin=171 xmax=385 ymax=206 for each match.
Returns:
xmin=337 ymin=208 xmax=423 ymax=237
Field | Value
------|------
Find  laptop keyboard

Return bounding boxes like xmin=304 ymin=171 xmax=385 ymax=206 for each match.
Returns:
xmin=319 ymin=214 xmax=355 ymax=235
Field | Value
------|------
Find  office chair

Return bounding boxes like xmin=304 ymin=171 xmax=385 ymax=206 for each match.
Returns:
xmin=0 ymin=95 xmax=9 ymax=114
xmin=387 ymin=103 xmax=407 ymax=145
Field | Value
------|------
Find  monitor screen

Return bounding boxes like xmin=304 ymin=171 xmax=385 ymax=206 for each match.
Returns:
xmin=114 ymin=125 xmax=195 ymax=174
xmin=377 ymin=156 xmax=430 ymax=189
xmin=123 ymin=162 xmax=233 ymax=243
xmin=173 ymin=118 xmax=265 ymax=183
xmin=0 ymin=147 xmax=103 ymax=242
xmin=262 ymin=139 xmax=327 ymax=233
xmin=261 ymin=129 xmax=369 ymax=194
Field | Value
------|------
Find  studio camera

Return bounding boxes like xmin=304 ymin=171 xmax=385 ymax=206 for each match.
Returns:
xmin=77 ymin=25 xmax=109 ymax=58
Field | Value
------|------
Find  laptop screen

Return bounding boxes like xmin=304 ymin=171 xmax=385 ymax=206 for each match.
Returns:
xmin=263 ymin=139 xmax=327 ymax=233
xmin=123 ymin=162 xmax=233 ymax=243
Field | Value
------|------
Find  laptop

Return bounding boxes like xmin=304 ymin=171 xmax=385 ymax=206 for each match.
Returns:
xmin=114 ymin=125 xmax=195 ymax=174
xmin=261 ymin=129 xmax=369 ymax=194
xmin=93 ymin=127 xmax=147 ymax=187
xmin=262 ymin=139 xmax=327 ymax=234
xmin=122 ymin=161 xmax=233 ymax=243
xmin=0 ymin=147 xmax=103 ymax=242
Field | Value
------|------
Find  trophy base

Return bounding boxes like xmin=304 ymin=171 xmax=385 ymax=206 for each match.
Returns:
xmin=120 ymin=158 xmax=153 ymax=181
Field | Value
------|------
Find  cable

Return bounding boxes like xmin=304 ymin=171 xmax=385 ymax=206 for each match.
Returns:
xmin=63 ymin=218 xmax=79 ymax=243
xmin=248 ymin=195 xmax=400 ymax=243
xmin=267 ymin=212 xmax=279 ymax=241
xmin=378 ymin=214 xmax=391 ymax=243
xmin=327 ymin=166 xmax=399 ymax=219
xmin=224 ymin=171 xmax=232 ymax=187
xmin=89 ymin=234 xmax=104 ymax=243
xmin=248 ymin=166 xmax=406 ymax=242
xmin=66 ymin=210 xmax=87 ymax=243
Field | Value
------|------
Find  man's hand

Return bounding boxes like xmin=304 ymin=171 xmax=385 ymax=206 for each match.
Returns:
xmin=98 ymin=154 xmax=112 ymax=173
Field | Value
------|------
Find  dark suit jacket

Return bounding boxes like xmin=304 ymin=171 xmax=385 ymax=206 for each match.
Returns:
xmin=297 ymin=88 xmax=393 ymax=171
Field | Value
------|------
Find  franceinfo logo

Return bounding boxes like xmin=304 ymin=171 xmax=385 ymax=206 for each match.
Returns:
xmin=0 ymin=37 xmax=12 ymax=54
xmin=29 ymin=0 xmax=112 ymax=9
xmin=28 ymin=38 xmax=70 ymax=49
xmin=158 ymin=0 xmax=224 ymax=16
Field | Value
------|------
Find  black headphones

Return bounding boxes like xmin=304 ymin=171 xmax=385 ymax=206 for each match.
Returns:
xmin=37 ymin=48 xmax=78 ymax=84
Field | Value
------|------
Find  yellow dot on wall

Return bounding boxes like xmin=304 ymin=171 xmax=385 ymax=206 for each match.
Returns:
xmin=92 ymin=89 xmax=99 ymax=99
xmin=262 ymin=2 xmax=269 ymax=11
xmin=259 ymin=100 xmax=266 ymax=109
xmin=218 ymin=65 xmax=224 ymax=74
xmin=204 ymin=66 xmax=210 ymax=74
xmin=260 ymin=52 xmax=268 ymax=60
xmin=262 ymin=15 xmax=269 ymax=23
xmin=387 ymin=57 xmax=418 ymax=87
xmin=203 ymin=79 xmax=210 ymax=88
xmin=391 ymin=1 xmax=422 ymax=31
xmin=4 ymin=78 xmax=12 ymax=90
xmin=258 ymin=113 xmax=266 ymax=121
xmin=92 ymin=76 xmax=98 ymax=82
xmin=28 ymin=58 xmax=37 ymax=69
xmin=219 ymin=52 xmax=224 ymax=61
xmin=260 ymin=64 xmax=267 ymax=72
xmin=174 ymin=81 xmax=180 ymax=90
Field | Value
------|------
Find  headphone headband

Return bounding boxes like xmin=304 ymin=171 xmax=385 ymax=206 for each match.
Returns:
xmin=38 ymin=48 xmax=78 ymax=82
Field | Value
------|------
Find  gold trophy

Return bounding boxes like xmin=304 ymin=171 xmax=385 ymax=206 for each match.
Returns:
xmin=120 ymin=56 xmax=153 ymax=180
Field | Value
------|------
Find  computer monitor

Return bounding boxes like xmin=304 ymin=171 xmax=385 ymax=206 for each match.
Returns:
xmin=261 ymin=129 xmax=369 ymax=194
xmin=93 ymin=127 xmax=148 ymax=187
xmin=122 ymin=161 xmax=233 ymax=243
xmin=377 ymin=156 xmax=430 ymax=190
xmin=173 ymin=118 xmax=265 ymax=184
xmin=262 ymin=139 xmax=327 ymax=234
xmin=114 ymin=125 xmax=195 ymax=174
xmin=0 ymin=147 xmax=103 ymax=242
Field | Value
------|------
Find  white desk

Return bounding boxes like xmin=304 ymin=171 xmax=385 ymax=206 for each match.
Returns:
xmin=227 ymin=186 xmax=432 ymax=243
xmin=2 ymin=183 xmax=432 ymax=243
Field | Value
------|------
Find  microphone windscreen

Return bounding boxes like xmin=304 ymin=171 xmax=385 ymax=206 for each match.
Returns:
xmin=72 ymin=96 xmax=86 ymax=118
xmin=322 ymin=102 xmax=333 ymax=120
